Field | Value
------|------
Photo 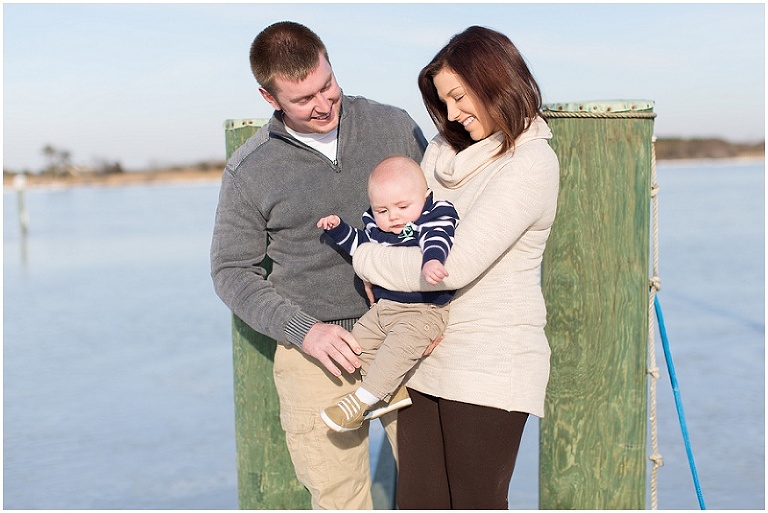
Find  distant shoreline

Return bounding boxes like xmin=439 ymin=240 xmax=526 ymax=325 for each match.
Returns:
xmin=3 ymin=167 xmax=224 ymax=190
xmin=655 ymin=156 xmax=765 ymax=167
xmin=3 ymin=156 xmax=764 ymax=190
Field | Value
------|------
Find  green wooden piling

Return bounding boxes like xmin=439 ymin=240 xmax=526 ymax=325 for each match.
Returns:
xmin=539 ymin=101 xmax=656 ymax=509
xmin=224 ymin=119 xmax=313 ymax=510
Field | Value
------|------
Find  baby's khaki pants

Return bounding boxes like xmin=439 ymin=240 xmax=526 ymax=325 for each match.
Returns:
xmin=353 ymin=299 xmax=450 ymax=400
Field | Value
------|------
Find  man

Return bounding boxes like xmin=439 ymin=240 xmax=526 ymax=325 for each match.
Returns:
xmin=210 ymin=21 xmax=427 ymax=509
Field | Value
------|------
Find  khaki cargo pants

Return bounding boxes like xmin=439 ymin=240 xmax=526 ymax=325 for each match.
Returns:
xmin=273 ymin=343 xmax=398 ymax=509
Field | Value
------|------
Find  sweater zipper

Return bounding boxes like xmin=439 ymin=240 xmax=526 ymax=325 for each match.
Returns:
xmin=273 ymin=133 xmax=341 ymax=172
xmin=332 ymin=126 xmax=341 ymax=172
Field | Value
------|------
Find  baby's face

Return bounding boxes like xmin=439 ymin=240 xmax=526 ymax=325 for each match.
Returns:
xmin=369 ymin=178 xmax=426 ymax=234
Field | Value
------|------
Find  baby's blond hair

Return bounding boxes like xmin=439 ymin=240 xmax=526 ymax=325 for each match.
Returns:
xmin=368 ymin=156 xmax=427 ymax=197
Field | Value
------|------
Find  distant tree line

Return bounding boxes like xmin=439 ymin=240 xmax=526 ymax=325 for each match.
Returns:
xmin=655 ymin=138 xmax=764 ymax=160
xmin=3 ymin=139 xmax=764 ymax=179
xmin=33 ymin=138 xmax=768 ymax=168
xmin=10 ymin=144 xmax=125 ymax=177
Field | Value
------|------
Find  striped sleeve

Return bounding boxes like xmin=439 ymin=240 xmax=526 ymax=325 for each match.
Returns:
xmin=419 ymin=199 xmax=459 ymax=266
xmin=325 ymin=217 xmax=371 ymax=256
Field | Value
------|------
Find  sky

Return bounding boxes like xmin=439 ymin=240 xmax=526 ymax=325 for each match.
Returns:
xmin=2 ymin=2 xmax=765 ymax=172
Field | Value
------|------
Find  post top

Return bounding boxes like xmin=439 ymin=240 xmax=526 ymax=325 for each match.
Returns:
xmin=224 ymin=119 xmax=269 ymax=130
xmin=543 ymin=100 xmax=655 ymax=113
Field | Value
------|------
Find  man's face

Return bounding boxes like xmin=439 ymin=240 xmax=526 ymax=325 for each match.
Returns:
xmin=260 ymin=55 xmax=342 ymax=134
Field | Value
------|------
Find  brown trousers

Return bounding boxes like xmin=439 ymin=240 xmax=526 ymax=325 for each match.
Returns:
xmin=396 ymin=388 xmax=529 ymax=509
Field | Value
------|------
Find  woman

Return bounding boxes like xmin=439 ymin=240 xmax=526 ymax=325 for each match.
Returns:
xmin=352 ymin=26 xmax=560 ymax=508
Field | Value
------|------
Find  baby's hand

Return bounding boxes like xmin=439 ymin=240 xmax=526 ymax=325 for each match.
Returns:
xmin=422 ymin=260 xmax=449 ymax=285
xmin=317 ymin=215 xmax=341 ymax=230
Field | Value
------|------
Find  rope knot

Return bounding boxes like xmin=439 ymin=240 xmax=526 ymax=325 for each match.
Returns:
xmin=649 ymin=452 xmax=664 ymax=467
xmin=648 ymin=366 xmax=660 ymax=379
xmin=649 ymin=276 xmax=661 ymax=291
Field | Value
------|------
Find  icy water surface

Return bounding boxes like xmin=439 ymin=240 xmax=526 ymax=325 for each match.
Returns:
xmin=4 ymin=160 xmax=764 ymax=509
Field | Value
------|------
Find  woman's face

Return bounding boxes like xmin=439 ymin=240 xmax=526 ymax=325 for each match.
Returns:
xmin=433 ymin=68 xmax=498 ymax=141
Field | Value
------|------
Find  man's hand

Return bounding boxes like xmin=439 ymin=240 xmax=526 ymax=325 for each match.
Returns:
xmin=301 ymin=322 xmax=362 ymax=377
xmin=422 ymin=259 xmax=449 ymax=285
xmin=317 ymin=215 xmax=341 ymax=230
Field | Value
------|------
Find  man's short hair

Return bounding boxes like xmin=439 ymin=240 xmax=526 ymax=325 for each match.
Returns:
xmin=250 ymin=21 xmax=330 ymax=94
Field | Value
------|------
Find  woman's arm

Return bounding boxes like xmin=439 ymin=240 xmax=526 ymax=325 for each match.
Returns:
xmin=353 ymin=149 xmax=558 ymax=291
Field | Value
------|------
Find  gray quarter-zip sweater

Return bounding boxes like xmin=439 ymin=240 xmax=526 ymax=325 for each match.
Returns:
xmin=210 ymin=94 xmax=427 ymax=347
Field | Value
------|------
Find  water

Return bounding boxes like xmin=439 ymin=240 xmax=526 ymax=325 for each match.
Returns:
xmin=641 ymin=160 xmax=764 ymax=509
xmin=3 ymin=160 xmax=764 ymax=510
xmin=4 ymin=183 xmax=238 ymax=509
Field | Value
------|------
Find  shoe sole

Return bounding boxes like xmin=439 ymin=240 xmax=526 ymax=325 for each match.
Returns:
xmin=320 ymin=396 xmax=414 ymax=433
xmin=320 ymin=410 xmax=360 ymax=433
xmin=363 ymin=396 xmax=413 ymax=421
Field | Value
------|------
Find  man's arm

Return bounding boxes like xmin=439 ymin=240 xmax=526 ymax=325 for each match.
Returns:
xmin=211 ymin=169 xmax=362 ymax=376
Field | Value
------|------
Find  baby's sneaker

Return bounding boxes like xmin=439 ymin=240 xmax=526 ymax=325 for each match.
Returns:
xmin=321 ymin=393 xmax=367 ymax=432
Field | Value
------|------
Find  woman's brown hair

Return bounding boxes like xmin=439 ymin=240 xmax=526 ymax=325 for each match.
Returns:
xmin=418 ymin=26 xmax=543 ymax=156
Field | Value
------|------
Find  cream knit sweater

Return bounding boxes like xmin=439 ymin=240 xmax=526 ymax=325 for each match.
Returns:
xmin=352 ymin=117 xmax=559 ymax=416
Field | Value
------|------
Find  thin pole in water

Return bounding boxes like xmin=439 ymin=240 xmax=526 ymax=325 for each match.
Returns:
xmin=14 ymin=174 xmax=29 ymax=237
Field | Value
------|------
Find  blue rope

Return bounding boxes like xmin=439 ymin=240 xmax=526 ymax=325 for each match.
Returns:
xmin=653 ymin=295 xmax=707 ymax=509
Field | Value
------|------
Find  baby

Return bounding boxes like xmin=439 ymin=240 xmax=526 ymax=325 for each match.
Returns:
xmin=317 ymin=155 xmax=459 ymax=431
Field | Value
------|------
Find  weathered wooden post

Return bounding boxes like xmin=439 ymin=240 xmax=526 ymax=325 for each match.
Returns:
xmin=540 ymin=101 xmax=656 ymax=509
xmin=224 ymin=119 xmax=313 ymax=509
